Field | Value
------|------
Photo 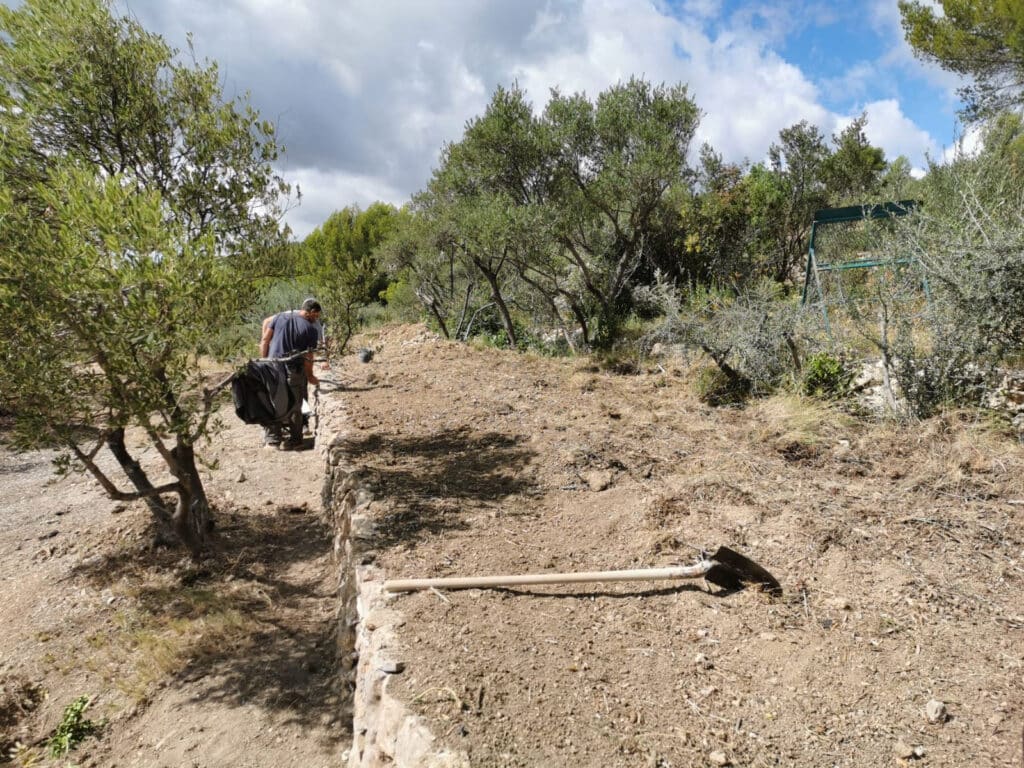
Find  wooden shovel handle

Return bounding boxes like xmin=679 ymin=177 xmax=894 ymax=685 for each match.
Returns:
xmin=383 ymin=562 xmax=714 ymax=593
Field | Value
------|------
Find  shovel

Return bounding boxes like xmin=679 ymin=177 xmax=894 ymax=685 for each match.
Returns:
xmin=383 ymin=546 xmax=781 ymax=595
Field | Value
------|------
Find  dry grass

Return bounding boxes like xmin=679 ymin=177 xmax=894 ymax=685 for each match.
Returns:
xmin=86 ymin=580 xmax=263 ymax=706
xmin=36 ymin=512 xmax=306 ymax=712
xmin=747 ymin=393 xmax=858 ymax=447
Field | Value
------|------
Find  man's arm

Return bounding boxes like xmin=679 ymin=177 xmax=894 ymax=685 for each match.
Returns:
xmin=259 ymin=318 xmax=274 ymax=358
xmin=303 ymin=352 xmax=319 ymax=385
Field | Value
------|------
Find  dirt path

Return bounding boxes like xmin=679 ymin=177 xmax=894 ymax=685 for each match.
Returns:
xmin=0 ymin=393 xmax=345 ymax=767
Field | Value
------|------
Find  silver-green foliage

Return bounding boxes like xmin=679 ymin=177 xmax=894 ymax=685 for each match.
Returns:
xmin=402 ymin=79 xmax=700 ymax=351
xmin=876 ymin=117 xmax=1024 ymax=414
xmin=0 ymin=0 xmax=289 ymax=554
xmin=642 ymin=276 xmax=807 ymax=397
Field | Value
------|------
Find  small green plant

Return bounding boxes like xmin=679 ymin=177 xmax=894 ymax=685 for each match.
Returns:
xmin=801 ymin=353 xmax=850 ymax=399
xmin=47 ymin=696 xmax=101 ymax=758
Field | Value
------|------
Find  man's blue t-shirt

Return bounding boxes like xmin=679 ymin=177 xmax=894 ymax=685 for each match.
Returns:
xmin=268 ymin=312 xmax=320 ymax=367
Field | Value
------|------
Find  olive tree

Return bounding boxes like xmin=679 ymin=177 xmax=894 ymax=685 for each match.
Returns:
xmin=0 ymin=0 xmax=289 ymax=555
xmin=545 ymin=78 xmax=700 ymax=347
xmin=411 ymin=85 xmax=554 ymax=347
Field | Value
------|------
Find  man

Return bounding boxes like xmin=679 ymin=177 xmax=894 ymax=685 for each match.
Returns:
xmin=260 ymin=298 xmax=322 ymax=450
xmin=260 ymin=307 xmax=325 ymax=357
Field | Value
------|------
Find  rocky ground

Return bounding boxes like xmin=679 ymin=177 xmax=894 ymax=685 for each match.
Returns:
xmin=339 ymin=325 xmax=1024 ymax=768
xmin=2 ymin=322 xmax=1023 ymax=767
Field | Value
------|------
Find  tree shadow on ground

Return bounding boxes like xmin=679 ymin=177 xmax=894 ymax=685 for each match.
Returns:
xmin=340 ymin=426 xmax=538 ymax=548
xmin=70 ymin=504 xmax=347 ymax=737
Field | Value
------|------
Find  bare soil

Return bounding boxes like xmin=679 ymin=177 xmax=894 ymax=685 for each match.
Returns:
xmin=341 ymin=325 xmax=1024 ymax=768
xmin=2 ymin=322 xmax=1023 ymax=768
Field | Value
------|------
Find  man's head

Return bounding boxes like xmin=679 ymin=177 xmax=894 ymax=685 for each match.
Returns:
xmin=300 ymin=298 xmax=322 ymax=320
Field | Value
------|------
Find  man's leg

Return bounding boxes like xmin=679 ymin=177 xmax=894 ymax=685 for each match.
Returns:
xmin=282 ymin=368 xmax=308 ymax=447
xmin=263 ymin=423 xmax=282 ymax=446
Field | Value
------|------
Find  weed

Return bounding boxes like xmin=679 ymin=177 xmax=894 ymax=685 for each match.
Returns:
xmin=595 ymin=349 xmax=641 ymax=375
xmin=801 ymin=353 xmax=851 ymax=399
xmin=1 ymin=677 xmax=46 ymax=762
xmin=101 ymin=583 xmax=259 ymax=704
xmin=47 ymin=696 xmax=102 ymax=758
xmin=750 ymin=395 xmax=856 ymax=448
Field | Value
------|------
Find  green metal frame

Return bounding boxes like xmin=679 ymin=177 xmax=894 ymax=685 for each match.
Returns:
xmin=801 ymin=200 xmax=921 ymax=336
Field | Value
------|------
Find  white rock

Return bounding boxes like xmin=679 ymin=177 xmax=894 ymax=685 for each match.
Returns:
xmin=925 ymin=699 xmax=947 ymax=723
xmin=708 ymin=750 xmax=730 ymax=766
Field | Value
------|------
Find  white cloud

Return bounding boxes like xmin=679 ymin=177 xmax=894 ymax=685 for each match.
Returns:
xmin=513 ymin=0 xmax=683 ymax=101
xmin=120 ymin=0 xmax=954 ymax=237
xmin=942 ymin=122 xmax=985 ymax=163
xmin=676 ymin=0 xmax=723 ymax=20
xmin=865 ymin=0 xmax=966 ymax=107
xmin=514 ymin=0 xmax=831 ymax=164
xmin=285 ymin=166 xmax=407 ymax=238
xmin=857 ymin=99 xmax=940 ymax=163
xmin=820 ymin=62 xmax=879 ymax=104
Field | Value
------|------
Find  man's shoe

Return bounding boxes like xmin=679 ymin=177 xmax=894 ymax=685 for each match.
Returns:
xmin=279 ymin=440 xmax=304 ymax=451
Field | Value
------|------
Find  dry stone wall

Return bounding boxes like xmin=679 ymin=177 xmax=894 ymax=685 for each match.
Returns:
xmin=319 ymin=415 xmax=469 ymax=768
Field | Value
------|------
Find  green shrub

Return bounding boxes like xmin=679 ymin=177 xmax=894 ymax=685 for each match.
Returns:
xmin=642 ymin=279 xmax=806 ymax=398
xmin=379 ymin=278 xmax=425 ymax=324
xmin=801 ymin=353 xmax=850 ymax=398
xmin=595 ymin=349 xmax=641 ymax=375
xmin=893 ymin=351 xmax=994 ymax=418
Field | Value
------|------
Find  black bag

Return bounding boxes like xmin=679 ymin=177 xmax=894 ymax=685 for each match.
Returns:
xmin=231 ymin=361 xmax=293 ymax=425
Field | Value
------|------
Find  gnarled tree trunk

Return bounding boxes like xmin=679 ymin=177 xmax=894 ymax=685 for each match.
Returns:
xmin=168 ymin=440 xmax=213 ymax=558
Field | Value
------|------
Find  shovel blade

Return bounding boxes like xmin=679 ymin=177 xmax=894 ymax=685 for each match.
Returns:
xmin=707 ymin=546 xmax=782 ymax=595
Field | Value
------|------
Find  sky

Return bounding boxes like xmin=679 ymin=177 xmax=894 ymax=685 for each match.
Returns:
xmin=117 ymin=0 xmax=966 ymax=239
